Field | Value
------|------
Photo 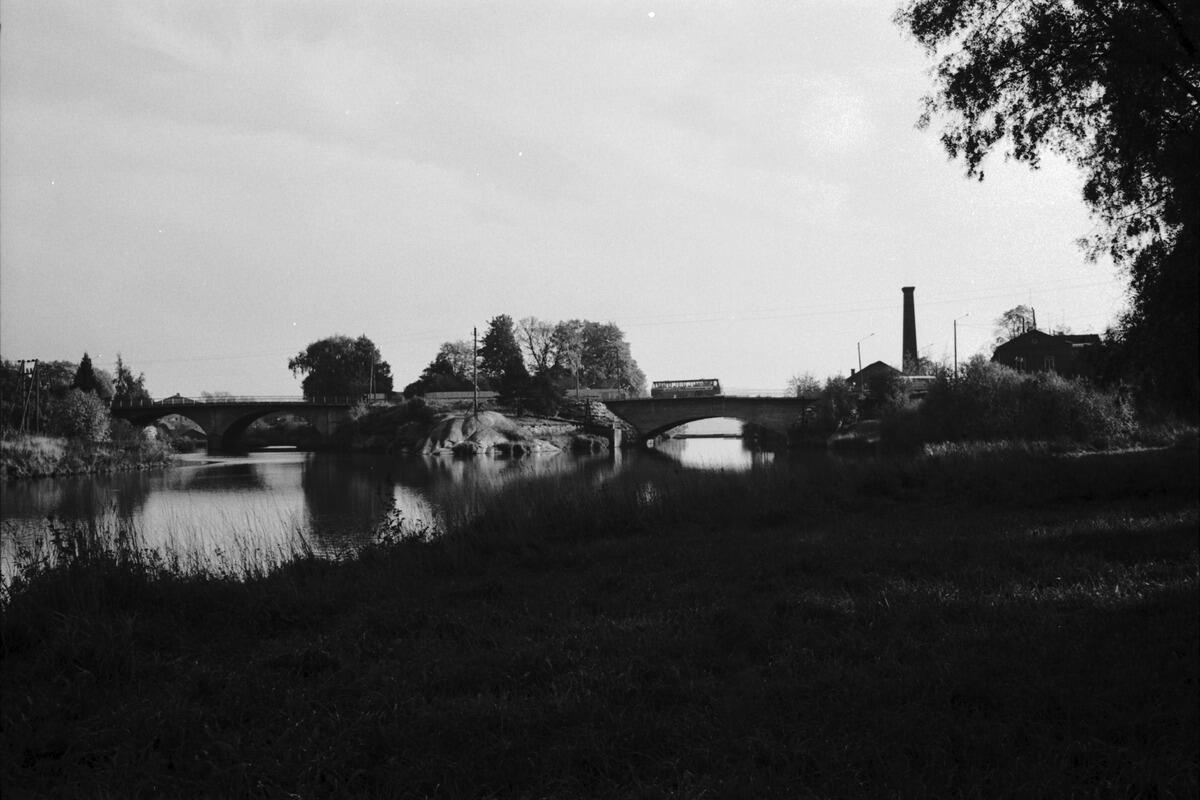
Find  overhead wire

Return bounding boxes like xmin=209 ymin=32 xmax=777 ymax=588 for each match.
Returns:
xmin=118 ymin=275 xmax=1127 ymax=366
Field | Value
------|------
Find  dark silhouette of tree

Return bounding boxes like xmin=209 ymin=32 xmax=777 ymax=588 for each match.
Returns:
xmin=405 ymin=341 xmax=477 ymax=396
xmin=71 ymin=352 xmax=112 ymax=399
xmin=288 ymin=335 xmax=392 ymax=398
xmin=479 ymin=315 xmax=529 ymax=399
xmin=112 ymin=354 xmax=151 ymax=403
xmin=897 ymin=0 xmax=1199 ymax=414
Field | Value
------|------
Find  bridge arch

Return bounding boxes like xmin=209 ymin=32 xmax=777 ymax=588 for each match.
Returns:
xmin=604 ymin=397 xmax=817 ymax=444
xmin=641 ymin=415 xmax=748 ymax=441
xmin=111 ymin=399 xmax=355 ymax=453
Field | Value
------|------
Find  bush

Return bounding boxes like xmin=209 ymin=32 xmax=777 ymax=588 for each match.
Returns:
xmin=48 ymin=389 xmax=111 ymax=441
xmin=813 ymin=376 xmax=857 ymax=435
xmin=886 ymin=357 xmax=1135 ymax=448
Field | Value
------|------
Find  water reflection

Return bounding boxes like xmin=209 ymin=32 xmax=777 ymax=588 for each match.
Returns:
xmin=0 ymin=437 xmax=778 ymax=577
xmin=649 ymin=437 xmax=775 ymax=470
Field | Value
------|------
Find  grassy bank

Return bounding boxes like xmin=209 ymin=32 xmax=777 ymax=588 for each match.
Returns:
xmin=1 ymin=433 xmax=176 ymax=480
xmin=2 ymin=445 xmax=1197 ymax=797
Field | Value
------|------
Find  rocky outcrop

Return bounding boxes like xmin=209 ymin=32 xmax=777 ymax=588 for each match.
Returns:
xmin=417 ymin=411 xmax=560 ymax=456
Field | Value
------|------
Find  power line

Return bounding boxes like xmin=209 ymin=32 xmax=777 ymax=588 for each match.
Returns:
xmin=88 ymin=276 xmax=1127 ymax=367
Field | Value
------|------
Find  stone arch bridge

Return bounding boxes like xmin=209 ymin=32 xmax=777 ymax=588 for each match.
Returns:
xmin=603 ymin=396 xmax=818 ymax=443
xmin=111 ymin=397 xmax=357 ymax=453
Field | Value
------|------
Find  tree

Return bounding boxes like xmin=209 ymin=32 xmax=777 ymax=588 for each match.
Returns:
xmin=553 ymin=320 xmax=586 ymax=392
xmin=112 ymin=354 xmax=151 ymax=404
xmin=288 ymin=335 xmax=392 ymax=398
xmin=787 ymin=372 xmax=822 ymax=398
xmin=580 ymin=321 xmax=646 ymax=395
xmin=405 ymin=341 xmax=477 ymax=396
xmin=815 ymin=376 xmax=857 ymax=433
xmin=896 ymin=0 xmax=1199 ymax=414
xmin=71 ymin=352 xmax=111 ymax=399
xmin=993 ymin=305 xmax=1036 ymax=345
xmin=479 ymin=315 xmax=529 ymax=398
xmin=1 ymin=358 xmax=89 ymax=431
xmin=517 ymin=317 xmax=558 ymax=375
xmin=433 ymin=340 xmax=476 ymax=381
xmin=50 ymin=388 xmax=111 ymax=440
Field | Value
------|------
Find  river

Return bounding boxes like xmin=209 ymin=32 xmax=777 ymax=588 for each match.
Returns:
xmin=1 ymin=431 xmax=780 ymax=579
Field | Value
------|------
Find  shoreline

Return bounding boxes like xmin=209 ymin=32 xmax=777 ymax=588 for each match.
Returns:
xmin=0 ymin=435 xmax=177 ymax=481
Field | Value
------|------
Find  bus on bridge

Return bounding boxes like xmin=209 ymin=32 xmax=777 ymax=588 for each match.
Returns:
xmin=650 ymin=379 xmax=722 ymax=399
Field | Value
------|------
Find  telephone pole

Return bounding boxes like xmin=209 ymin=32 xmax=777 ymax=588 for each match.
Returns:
xmin=954 ymin=313 xmax=969 ymax=381
xmin=18 ymin=359 xmax=39 ymax=433
xmin=472 ymin=327 xmax=479 ymax=418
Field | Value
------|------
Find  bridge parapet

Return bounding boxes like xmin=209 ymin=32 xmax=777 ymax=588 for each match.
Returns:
xmin=604 ymin=396 xmax=817 ymax=442
xmin=111 ymin=395 xmax=360 ymax=409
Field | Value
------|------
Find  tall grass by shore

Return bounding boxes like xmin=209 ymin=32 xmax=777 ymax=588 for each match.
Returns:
xmin=1 ymin=432 xmax=175 ymax=480
xmin=2 ymin=442 xmax=1197 ymax=797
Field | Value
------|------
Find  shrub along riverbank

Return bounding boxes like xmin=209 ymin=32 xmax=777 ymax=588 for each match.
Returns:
xmin=2 ymin=443 xmax=1197 ymax=797
xmin=0 ymin=433 xmax=176 ymax=480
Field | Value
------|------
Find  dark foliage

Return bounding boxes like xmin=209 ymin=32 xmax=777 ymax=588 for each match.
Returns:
xmin=896 ymin=0 xmax=1200 ymax=415
xmin=288 ymin=335 xmax=392 ymax=398
xmin=405 ymin=342 xmax=479 ymax=397
xmin=579 ymin=321 xmax=646 ymax=395
xmin=1 ymin=359 xmax=73 ymax=432
xmin=111 ymin=354 xmax=150 ymax=404
xmin=70 ymin=353 xmax=111 ymax=400
xmin=479 ymin=314 xmax=530 ymax=399
xmin=882 ymin=356 xmax=1135 ymax=447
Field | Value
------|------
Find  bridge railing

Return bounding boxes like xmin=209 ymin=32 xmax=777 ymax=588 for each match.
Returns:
xmin=111 ymin=396 xmax=361 ymax=409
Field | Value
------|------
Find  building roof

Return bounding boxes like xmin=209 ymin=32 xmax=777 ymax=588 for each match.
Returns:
xmin=847 ymin=360 xmax=901 ymax=387
xmin=993 ymin=329 xmax=1100 ymax=354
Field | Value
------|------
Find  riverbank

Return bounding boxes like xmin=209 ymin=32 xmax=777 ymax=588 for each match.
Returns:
xmin=2 ymin=443 xmax=1196 ymax=797
xmin=0 ymin=433 xmax=176 ymax=480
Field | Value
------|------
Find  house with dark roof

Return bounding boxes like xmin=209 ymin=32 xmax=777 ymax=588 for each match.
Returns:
xmin=847 ymin=361 xmax=937 ymax=421
xmin=847 ymin=361 xmax=902 ymax=396
xmin=992 ymin=330 xmax=1101 ymax=379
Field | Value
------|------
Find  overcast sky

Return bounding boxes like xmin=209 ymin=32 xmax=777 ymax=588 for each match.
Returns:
xmin=1 ymin=0 xmax=1130 ymax=396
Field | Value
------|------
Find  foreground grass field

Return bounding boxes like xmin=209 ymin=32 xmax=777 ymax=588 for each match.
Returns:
xmin=2 ymin=445 xmax=1197 ymax=798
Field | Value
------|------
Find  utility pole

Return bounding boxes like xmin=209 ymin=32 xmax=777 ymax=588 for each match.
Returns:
xmin=18 ymin=360 xmax=29 ymax=432
xmin=18 ymin=359 xmax=39 ymax=433
xmin=33 ymin=360 xmax=40 ymax=434
xmin=954 ymin=313 xmax=970 ymax=381
xmin=472 ymin=326 xmax=478 ymax=418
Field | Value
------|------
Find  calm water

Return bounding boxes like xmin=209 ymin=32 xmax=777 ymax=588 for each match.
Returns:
xmin=1 ymin=434 xmax=775 ymax=577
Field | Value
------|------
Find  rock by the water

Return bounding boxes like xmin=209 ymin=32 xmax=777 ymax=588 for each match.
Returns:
xmin=419 ymin=411 xmax=559 ymax=456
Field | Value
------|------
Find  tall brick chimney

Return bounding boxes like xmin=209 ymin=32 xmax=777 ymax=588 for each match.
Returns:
xmin=902 ymin=286 xmax=917 ymax=373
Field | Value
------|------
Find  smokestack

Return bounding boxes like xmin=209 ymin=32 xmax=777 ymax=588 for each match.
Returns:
xmin=902 ymin=286 xmax=917 ymax=373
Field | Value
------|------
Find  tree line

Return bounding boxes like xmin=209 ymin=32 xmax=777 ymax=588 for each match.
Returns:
xmin=1 ymin=352 xmax=151 ymax=439
xmin=288 ymin=316 xmax=645 ymax=409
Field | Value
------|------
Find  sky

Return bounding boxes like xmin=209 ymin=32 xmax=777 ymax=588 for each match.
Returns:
xmin=0 ymin=0 xmax=1131 ymax=397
